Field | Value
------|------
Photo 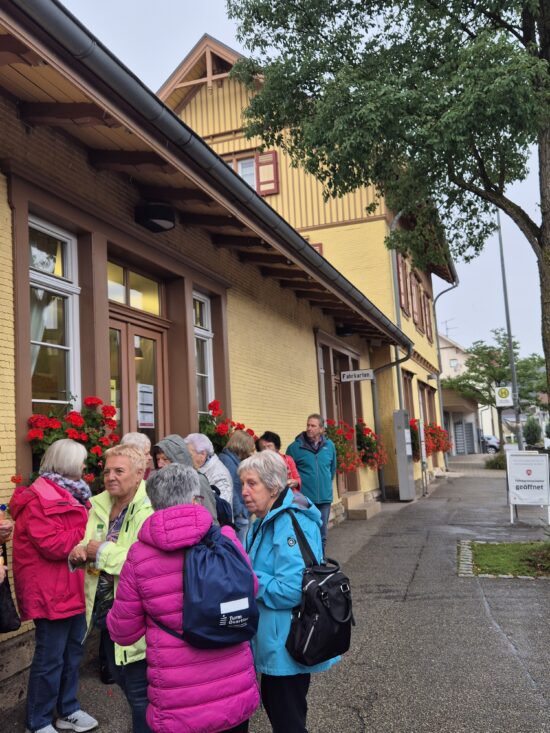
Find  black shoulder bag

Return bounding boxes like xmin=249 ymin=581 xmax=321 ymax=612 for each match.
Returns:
xmin=0 ymin=544 xmax=21 ymax=634
xmin=284 ymin=510 xmax=354 ymax=666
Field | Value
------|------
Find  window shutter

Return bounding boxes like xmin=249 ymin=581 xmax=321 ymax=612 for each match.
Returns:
xmin=410 ymin=273 xmax=419 ymax=324
xmin=255 ymin=150 xmax=279 ymax=196
xmin=424 ymin=294 xmax=433 ymax=342
xmin=397 ymin=255 xmax=410 ymax=315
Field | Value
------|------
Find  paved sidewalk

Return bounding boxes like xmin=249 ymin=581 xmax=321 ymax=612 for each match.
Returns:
xmin=5 ymin=472 xmax=550 ymax=732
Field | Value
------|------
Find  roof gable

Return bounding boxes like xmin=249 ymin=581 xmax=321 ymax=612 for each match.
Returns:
xmin=158 ymin=34 xmax=242 ymax=113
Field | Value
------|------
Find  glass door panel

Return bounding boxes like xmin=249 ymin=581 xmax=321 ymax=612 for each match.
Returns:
xmin=109 ymin=325 xmax=124 ymax=433
xmin=133 ymin=334 xmax=158 ymax=446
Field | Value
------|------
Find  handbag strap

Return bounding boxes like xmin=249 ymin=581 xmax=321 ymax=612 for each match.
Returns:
xmin=283 ymin=509 xmax=317 ymax=567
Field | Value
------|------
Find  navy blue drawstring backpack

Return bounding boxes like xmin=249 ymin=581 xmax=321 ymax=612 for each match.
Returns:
xmin=152 ymin=524 xmax=258 ymax=649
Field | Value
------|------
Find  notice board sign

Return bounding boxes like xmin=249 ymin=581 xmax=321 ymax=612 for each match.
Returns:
xmin=506 ymin=452 xmax=550 ymax=523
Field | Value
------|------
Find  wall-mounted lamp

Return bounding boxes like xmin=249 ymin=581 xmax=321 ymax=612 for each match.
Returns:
xmin=134 ymin=202 xmax=176 ymax=233
xmin=427 ymin=372 xmax=438 ymax=380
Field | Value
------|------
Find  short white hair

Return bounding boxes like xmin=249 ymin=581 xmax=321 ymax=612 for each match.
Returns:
xmin=238 ymin=451 xmax=288 ymax=495
xmin=40 ymin=439 xmax=88 ymax=480
xmin=184 ymin=433 xmax=214 ymax=456
xmin=121 ymin=432 xmax=151 ymax=454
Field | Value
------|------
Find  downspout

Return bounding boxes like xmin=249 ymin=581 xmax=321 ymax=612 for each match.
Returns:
xmin=390 ymin=212 xmax=405 ymax=409
xmin=372 ymin=342 xmax=414 ymax=501
xmin=433 ymin=272 xmax=460 ymax=470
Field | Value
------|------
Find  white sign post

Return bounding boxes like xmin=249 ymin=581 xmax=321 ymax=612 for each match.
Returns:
xmin=506 ymin=452 xmax=550 ymax=524
xmin=494 ymin=383 xmax=514 ymax=408
xmin=340 ymin=369 xmax=374 ymax=383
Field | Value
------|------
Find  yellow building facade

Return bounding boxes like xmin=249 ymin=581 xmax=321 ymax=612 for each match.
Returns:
xmin=159 ymin=36 xmax=457 ymax=491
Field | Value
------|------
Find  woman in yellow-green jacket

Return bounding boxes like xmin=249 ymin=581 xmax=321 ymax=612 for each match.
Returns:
xmin=69 ymin=444 xmax=153 ymax=733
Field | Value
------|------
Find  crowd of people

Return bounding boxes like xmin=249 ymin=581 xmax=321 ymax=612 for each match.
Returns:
xmin=0 ymin=414 xmax=338 ymax=733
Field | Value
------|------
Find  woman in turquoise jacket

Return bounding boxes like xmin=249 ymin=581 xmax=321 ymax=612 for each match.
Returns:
xmin=240 ymin=451 xmax=339 ymax=733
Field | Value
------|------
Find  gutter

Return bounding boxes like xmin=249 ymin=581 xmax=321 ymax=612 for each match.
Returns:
xmin=5 ymin=0 xmax=413 ymax=352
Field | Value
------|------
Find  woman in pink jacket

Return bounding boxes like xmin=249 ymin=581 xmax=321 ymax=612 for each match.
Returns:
xmin=107 ymin=463 xmax=259 ymax=733
xmin=10 ymin=439 xmax=98 ymax=733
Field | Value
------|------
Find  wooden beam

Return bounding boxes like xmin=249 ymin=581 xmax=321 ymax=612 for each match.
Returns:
xmin=139 ymin=185 xmax=212 ymax=204
xmin=0 ymin=36 xmax=43 ymax=66
xmin=174 ymin=72 xmax=229 ymax=90
xmin=239 ymin=252 xmax=291 ymax=265
xmin=20 ymin=102 xmax=119 ymax=127
xmin=211 ymin=235 xmax=267 ymax=248
xmin=180 ymin=213 xmax=247 ymax=229
xmin=89 ymin=150 xmax=175 ymax=173
xmin=259 ymin=267 xmax=308 ymax=278
xmin=277 ymin=279 xmax=326 ymax=290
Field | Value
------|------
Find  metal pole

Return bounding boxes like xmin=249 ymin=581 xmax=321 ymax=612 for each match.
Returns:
xmin=496 ymin=210 xmax=523 ymax=450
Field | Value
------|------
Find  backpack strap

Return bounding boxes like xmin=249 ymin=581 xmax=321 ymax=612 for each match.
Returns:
xmin=283 ymin=509 xmax=317 ymax=567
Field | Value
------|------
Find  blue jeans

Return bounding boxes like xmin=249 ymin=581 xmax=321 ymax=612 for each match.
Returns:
xmin=101 ymin=629 xmax=152 ymax=733
xmin=315 ymin=503 xmax=331 ymax=554
xmin=26 ymin=613 xmax=86 ymax=732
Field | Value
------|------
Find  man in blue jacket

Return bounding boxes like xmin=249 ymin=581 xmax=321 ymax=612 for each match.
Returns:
xmin=286 ymin=414 xmax=336 ymax=552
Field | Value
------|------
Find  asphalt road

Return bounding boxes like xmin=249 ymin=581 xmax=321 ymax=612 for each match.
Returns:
xmin=5 ymin=471 xmax=550 ymax=732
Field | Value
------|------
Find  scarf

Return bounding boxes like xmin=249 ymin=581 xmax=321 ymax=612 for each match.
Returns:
xmin=42 ymin=471 xmax=92 ymax=506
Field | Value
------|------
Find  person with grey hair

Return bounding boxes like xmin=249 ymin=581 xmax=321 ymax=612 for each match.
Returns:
xmin=286 ymin=414 xmax=337 ymax=553
xmin=107 ymin=463 xmax=260 ymax=733
xmin=9 ymin=439 xmax=98 ymax=733
xmin=184 ymin=433 xmax=233 ymax=507
xmin=240 ymin=450 xmax=339 ymax=733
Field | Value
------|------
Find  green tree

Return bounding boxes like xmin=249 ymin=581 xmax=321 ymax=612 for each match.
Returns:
xmin=227 ymin=1 xmax=550 ymax=386
xmin=523 ymin=415 xmax=543 ymax=445
xmin=441 ymin=329 xmax=545 ymax=446
xmin=546 ymin=421 xmax=550 ymax=438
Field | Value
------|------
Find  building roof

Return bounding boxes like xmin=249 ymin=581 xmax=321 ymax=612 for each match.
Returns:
xmin=0 ymin=1 xmax=413 ymax=349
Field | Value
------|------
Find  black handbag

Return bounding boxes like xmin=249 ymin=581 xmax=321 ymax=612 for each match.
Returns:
xmin=0 ymin=544 xmax=21 ymax=633
xmin=284 ymin=510 xmax=354 ymax=666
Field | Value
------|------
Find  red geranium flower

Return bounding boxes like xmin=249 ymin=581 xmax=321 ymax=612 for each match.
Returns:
xmin=79 ymin=433 xmax=89 ymax=442
xmin=65 ymin=428 xmax=81 ymax=440
xmin=83 ymin=473 xmax=95 ymax=484
xmin=104 ymin=418 xmax=118 ymax=430
xmin=28 ymin=414 xmax=50 ymax=429
xmin=10 ymin=474 xmax=23 ymax=485
xmin=246 ymin=428 xmax=255 ymax=436
xmin=90 ymin=446 xmax=103 ymax=456
xmin=336 ymin=428 xmax=344 ymax=436
xmin=83 ymin=396 xmax=103 ymax=407
xmin=215 ymin=423 xmax=229 ymax=436
xmin=208 ymin=399 xmax=221 ymax=412
xmin=66 ymin=411 xmax=85 ymax=428
xmin=101 ymin=405 xmax=117 ymax=419
xmin=27 ymin=428 xmax=44 ymax=441
xmin=110 ymin=434 xmax=121 ymax=444
xmin=99 ymin=437 xmax=110 ymax=447
xmin=211 ymin=408 xmax=223 ymax=418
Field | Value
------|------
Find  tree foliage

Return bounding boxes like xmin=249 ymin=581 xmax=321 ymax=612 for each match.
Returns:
xmin=227 ymin=1 xmax=550 ymax=385
xmin=442 ymin=328 xmax=546 ymax=408
xmin=523 ymin=415 xmax=543 ymax=445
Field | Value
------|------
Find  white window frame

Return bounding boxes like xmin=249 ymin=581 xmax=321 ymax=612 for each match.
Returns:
xmin=193 ymin=292 xmax=214 ymax=414
xmin=29 ymin=216 xmax=81 ymax=410
xmin=237 ymin=156 xmax=257 ymax=191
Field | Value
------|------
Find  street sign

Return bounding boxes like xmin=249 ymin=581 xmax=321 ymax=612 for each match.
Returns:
xmin=494 ymin=383 xmax=513 ymax=407
xmin=506 ymin=451 xmax=550 ymax=524
xmin=340 ymin=369 xmax=374 ymax=382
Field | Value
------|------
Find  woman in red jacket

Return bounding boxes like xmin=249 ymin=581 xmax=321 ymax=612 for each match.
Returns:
xmin=10 ymin=439 xmax=98 ymax=733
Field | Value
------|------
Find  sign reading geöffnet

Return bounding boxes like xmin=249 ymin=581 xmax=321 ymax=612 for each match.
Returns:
xmin=494 ymin=383 xmax=514 ymax=407
xmin=506 ymin=452 xmax=549 ymax=506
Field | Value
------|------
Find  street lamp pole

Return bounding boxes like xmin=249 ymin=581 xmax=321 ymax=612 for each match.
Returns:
xmin=497 ymin=210 xmax=523 ymax=450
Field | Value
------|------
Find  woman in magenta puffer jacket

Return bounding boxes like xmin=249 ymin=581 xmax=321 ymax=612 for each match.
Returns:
xmin=107 ymin=463 xmax=259 ymax=733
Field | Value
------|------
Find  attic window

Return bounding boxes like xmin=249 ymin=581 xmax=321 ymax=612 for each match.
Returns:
xmin=225 ymin=150 xmax=279 ymax=197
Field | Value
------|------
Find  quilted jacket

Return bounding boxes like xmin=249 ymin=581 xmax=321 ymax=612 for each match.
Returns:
xmin=107 ymin=503 xmax=259 ymax=733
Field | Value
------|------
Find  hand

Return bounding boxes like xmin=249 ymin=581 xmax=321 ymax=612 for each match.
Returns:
xmin=0 ymin=520 xmax=13 ymax=543
xmin=0 ymin=562 xmax=6 ymax=584
xmin=69 ymin=545 xmax=87 ymax=565
xmin=86 ymin=539 xmax=102 ymax=561
xmin=288 ymin=479 xmax=299 ymax=489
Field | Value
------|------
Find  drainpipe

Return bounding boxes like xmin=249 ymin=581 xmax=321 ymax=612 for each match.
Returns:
xmin=390 ymin=213 xmax=405 ymax=409
xmin=372 ymin=342 xmax=413 ymax=501
xmin=433 ymin=273 xmax=460 ymax=470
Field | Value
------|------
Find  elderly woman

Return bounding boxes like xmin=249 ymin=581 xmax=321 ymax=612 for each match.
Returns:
xmin=219 ymin=430 xmax=255 ymax=543
xmin=121 ymin=432 xmax=153 ymax=479
xmin=69 ymin=444 xmax=153 ymax=733
xmin=240 ymin=451 xmax=339 ymax=733
xmin=10 ymin=439 xmax=97 ymax=733
xmin=107 ymin=464 xmax=260 ymax=733
xmin=151 ymin=434 xmax=218 ymax=522
xmin=184 ymin=433 xmax=233 ymax=506
xmin=256 ymin=431 xmax=301 ymax=491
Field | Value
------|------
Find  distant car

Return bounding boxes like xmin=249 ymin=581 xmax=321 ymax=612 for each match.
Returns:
xmin=482 ymin=435 xmax=500 ymax=454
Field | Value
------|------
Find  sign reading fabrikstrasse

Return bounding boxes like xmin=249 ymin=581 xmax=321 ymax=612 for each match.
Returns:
xmin=506 ymin=452 xmax=550 ymax=524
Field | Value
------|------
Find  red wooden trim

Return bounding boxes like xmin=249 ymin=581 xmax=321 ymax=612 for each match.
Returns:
xmin=255 ymin=150 xmax=279 ymax=196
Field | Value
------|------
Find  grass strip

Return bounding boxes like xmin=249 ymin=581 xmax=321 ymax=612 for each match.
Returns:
xmin=471 ymin=541 xmax=550 ymax=577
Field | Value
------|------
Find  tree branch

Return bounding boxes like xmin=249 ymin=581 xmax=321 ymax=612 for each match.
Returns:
xmin=470 ymin=2 xmax=526 ymax=45
xmin=424 ymin=0 xmax=478 ymax=40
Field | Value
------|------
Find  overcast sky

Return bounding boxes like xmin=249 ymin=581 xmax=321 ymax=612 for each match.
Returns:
xmin=61 ymin=0 xmax=543 ymax=358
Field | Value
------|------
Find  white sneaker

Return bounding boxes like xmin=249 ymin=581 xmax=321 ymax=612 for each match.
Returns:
xmin=55 ymin=710 xmax=98 ymax=732
xmin=25 ymin=726 xmax=58 ymax=733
